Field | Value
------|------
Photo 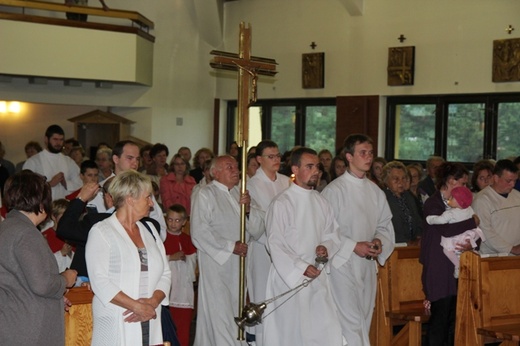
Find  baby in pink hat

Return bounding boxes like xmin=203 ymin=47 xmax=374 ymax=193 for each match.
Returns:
xmin=426 ymin=186 xmax=485 ymax=278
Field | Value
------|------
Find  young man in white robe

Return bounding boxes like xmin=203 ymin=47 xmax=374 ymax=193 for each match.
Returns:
xmin=263 ymin=147 xmax=345 ymax=346
xmin=23 ymin=124 xmax=82 ymax=200
xmin=321 ymin=134 xmax=395 ymax=346
xmin=191 ymin=155 xmax=263 ymax=346
xmin=246 ymin=140 xmax=291 ymax=346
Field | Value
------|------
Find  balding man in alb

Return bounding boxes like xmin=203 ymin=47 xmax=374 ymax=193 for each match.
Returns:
xmin=191 ymin=155 xmax=263 ymax=346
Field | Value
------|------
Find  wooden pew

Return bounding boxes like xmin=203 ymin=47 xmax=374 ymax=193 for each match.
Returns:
xmin=455 ymin=251 xmax=520 ymax=346
xmin=64 ymin=286 xmax=93 ymax=346
xmin=370 ymin=246 xmax=430 ymax=346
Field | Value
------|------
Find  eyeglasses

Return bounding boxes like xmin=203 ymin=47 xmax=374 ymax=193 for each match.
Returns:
xmin=262 ymin=154 xmax=282 ymax=160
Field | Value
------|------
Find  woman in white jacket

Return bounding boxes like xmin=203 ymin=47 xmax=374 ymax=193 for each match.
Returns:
xmin=86 ymin=170 xmax=171 ymax=346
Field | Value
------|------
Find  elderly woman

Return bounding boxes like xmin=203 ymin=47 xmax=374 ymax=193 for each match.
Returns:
xmin=382 ymin=161 xmax=423 ymax=245
xmin=0 ymin=171 xmax=77 ymax=344
xmin=86 ymin=170 xmax=171 ymax=346
xmin=420 ymin=162 xmax=478 ymax=346
xmin=160 ymin=154 xmax=197 ymax=215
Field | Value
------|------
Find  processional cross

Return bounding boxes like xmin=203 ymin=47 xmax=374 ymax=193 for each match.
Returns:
xmin=210 ymin=22 xmax=277 ymax=340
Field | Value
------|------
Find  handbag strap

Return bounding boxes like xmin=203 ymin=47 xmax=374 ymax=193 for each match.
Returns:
xmin=140 ymin=218 xmax=158 ymax=241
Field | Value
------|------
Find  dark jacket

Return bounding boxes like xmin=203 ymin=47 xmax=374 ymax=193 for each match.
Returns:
xmin=57 ymin=198 xmax=111 ymax=277
xmin=57 ymin=198 xmax=162 ymax=277
xmin=420 ymin=191 xmax=476 ymax=302
xmin=384 ymin=189 xmax=423 ymax=243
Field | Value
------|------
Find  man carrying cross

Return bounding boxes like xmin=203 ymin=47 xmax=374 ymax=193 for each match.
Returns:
xmin=191 ymin=155 xmax=264 ymax=346
xmin=263 ymin=148 xmax=345 ymax=346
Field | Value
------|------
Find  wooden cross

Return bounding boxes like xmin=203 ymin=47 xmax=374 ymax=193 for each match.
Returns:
xmin=506 ymin=25 xmax=515 ymax=35
xmin=210 ymin=22 xmax=277 ymax=145
xmin=398 ymin=34 xmax=407 ymax=43
xmin=209 ymin=21 xmax=277 ymax=341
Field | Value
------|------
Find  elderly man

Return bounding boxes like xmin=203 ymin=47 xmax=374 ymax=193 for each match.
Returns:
xmin=473 ymin=159 xmax=520 ymax=255
xmin=23 ymin=125 xmax=82 ymax=200
xmin=263 ymin=147 xmax=345 ymax=346
xmin=191 ymin=155 xmax=262 ymax=346
xmin=321 ymin=134 xmax=395 ymax=345
xmin=246 ymin=139 xmax=291 ymax=345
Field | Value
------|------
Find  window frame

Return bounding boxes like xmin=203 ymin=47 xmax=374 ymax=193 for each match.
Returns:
xmin=226 ymin=98 xmax=336 ymax=151
xmin=385 ymin=93 xmax=520 ymax=166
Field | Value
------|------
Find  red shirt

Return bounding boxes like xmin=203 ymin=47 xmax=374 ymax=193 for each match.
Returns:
xmin=163 ymin=231 xmax=196 ymax=256
xmin=41 ymin=227 xmax=67 ymax=253
xmin=159 ymin=174 xmax=197 ymax=215
xmin=65 ymin=189 xmax=81 ymax=201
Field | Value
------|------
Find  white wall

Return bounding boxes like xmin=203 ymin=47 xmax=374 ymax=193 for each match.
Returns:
xmin=218 ymin=0 xmax=520 ymax=99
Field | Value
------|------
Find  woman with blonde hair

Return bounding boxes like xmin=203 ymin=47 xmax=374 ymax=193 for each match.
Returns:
xmin=86 ymin=170 xmax=171 ymax=346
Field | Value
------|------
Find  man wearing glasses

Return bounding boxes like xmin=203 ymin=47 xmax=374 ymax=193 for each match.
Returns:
xmin=246 ymin=140 xmax=291 ymax=346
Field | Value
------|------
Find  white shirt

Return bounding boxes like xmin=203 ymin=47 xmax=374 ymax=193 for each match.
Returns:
xmin=23 ymin=150 xmax=82 ymax=200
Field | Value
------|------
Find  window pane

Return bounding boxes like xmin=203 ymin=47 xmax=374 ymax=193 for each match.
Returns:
xmin=394 ymin=104 xmax=436 ymax=160
xmin=305 ymin=105 xmax=336 ymax=153
xmin=230 ymin=106 xmax=262 ymax=152
xmin=497 ymin=102 xmax=520 ymax=160
xmin=447 ymin=103 xmax=485 ymax=162
xmin=271 ymin=106 xmax=296 ymax=154
xmin=248 ymin=106 xmax=262 ymax=151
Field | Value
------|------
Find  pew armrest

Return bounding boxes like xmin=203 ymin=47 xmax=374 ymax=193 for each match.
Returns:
xmin=387 ymin=308 xmax=431 ymax=323
xmin=477 ymin=324 xmax=520 ymax=342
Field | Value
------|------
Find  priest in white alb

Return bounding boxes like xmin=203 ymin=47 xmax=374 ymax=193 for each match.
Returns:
xmin=263 ymin=147 xmax=346 ymax=346
xmin=23 ymin=125 xmax=82 ymax=200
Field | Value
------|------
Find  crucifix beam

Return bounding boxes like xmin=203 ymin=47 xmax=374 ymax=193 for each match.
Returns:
xmin=210 ymin=50 xmax=278 ymax=76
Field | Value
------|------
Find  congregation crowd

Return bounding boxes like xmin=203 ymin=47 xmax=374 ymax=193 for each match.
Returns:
xmin=1 ymin=124 xmax=520 ymax=346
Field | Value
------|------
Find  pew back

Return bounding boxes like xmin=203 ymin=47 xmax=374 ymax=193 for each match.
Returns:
xmin=370 ymin=246 xmax=429 ymax=346
xmin=387 ymin=246 xmax=425 ymax=313
xmin=455 ymin=251 xmax=520 ymax=345
xmin=64 ymin=286 xmax=93 ymax=346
